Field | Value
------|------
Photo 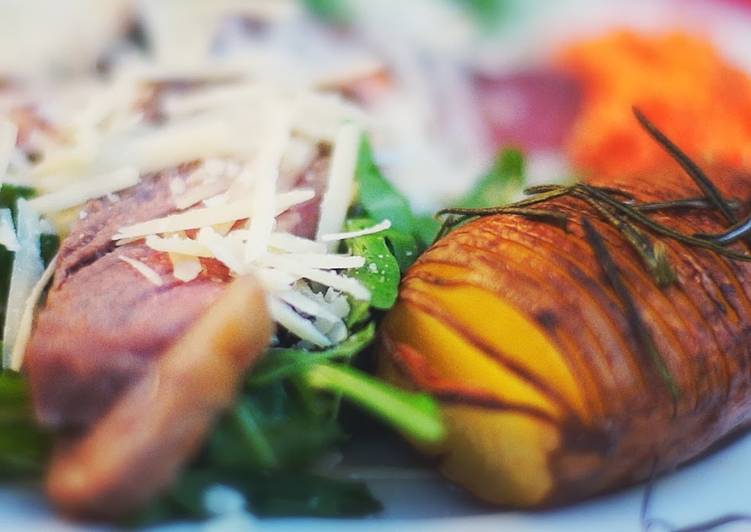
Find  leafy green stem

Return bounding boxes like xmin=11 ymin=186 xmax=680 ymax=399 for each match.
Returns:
xmin=304 ymin=364 xmax=446 ymax=445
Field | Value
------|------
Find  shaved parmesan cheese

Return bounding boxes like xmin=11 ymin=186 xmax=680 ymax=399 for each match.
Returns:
xmin=114 ymin=236 xmax=143 ymax=247
xmin=162 ymin=83 xmax=272 ymax=118
xmin=316 ymin=124 xmax=361 ymax=249
xmin=118 ymin=255 xmax=164 ymax=286
xmin=319 ymin=318 xmax=348 ymax=344
xmin=169 ymin=177 xmax=187 ymax=197
xmin=279 ymin=138 xmax=318 ymax=188
xmin=196 ymin=227 xmax=246 ymax=274
xmin=244 ymin=104 xmax=292 ymax=262
xmin=278 ymin=290 xmax=341 ymax=323
xmin=255 ymin=267 xmax=299 ymax=292
xmin=145 ymin=235 xmax=213 ymax=257
xmin=169 ymin=252 xmax=202 ymax=282
xmin=0 ymin=120 xmax=18 ymax=183
xmin=326 ymin=289 xmax=352 ymax=318
xmin=32 ymin=142 xmax=98 ymax=183
xmin=268 ymin=232 xmax=327 ymax=254
xmin=0 ymin=209 xmax=19 ymax=251
xmin=213 ymin=221 xmax=235 ymax=236
xmin=114 ymin=189 xmax=314 ymax=240
xmin=173 ymin=179 xmax=230 ymax=210
xmin=203 ymin=193 xmax=229 ymax=208
xmin=3 ymin=199 xmax=44 ymax=368
xmin=269 ymin=297 xmax=331 ymax=348
xmin=28 ymin=167 xmax=140 ymax=215
xmin=162 ymin=82 xmax=364 ymax=146
xmin=9 ymin=254 xmax=57 ymax=371
xmin=320 ymin=219 xmax=392 ymax=242
xmin=261 ymin=255 xmax=370 ymax=300
xmin=268 ymin=253 xmax=365 ymax=270
xmin=98 ymin=120 xmax=240 ymax=174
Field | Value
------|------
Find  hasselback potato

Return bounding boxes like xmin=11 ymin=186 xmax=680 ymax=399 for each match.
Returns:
xmin=378 ymin=122 xmax=751 ymax=507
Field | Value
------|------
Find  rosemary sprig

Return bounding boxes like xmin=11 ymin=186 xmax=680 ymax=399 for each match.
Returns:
xmin=437 ymin=182 xmax=751 ymax=272
xmin=435 ymin=214 xmax=462 ymax=242
xmin=435 ymin=195 xmax=570 ymax=243
xmin=636 ymin=197 xmax=741 ymax=213
xmin=632 ymin=107 xmax=738 ymax=224
xmin=575 ymin=184 xmax=751 ymax=261
xmin=431 ymin=114 xmax=750 ymax=406
xmin=437 ymin=207 xmax=568 ymax=227
xmin=575 ymin=191 xmax=677 ymax=287
xmin=582 ymin=219 xmax=680 ymax=404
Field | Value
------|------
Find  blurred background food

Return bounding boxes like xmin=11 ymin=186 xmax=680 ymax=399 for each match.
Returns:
xmin=1 ymin=0 xmax=750 ymax=210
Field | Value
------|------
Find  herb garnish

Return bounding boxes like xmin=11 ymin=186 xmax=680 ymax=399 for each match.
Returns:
xmin=0 ymin=371 xmax=50 ymax=479
xmin=438 ymin=112 xmax=751 ymax=276
xmin=632 ymin=108 xmax=738 ymax=225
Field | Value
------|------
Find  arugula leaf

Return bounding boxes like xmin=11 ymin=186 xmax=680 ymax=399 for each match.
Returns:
xmin=380 ymin=228 xmax=419 ymax=274
xmin=354 ymin=138 xmax=424 ymax=269
xmin=384 ymin=149 xmax=527 ymax=248
xmin=345 ymin=298 xmax=371 ymax=329
xmin=344 ymin=219 xmax=401 ymax=310
xmin=207 ymin=379 xmax=342 ymax=473
xmin=304 ymin=364 xmax=446 ymax=445
xmin=0 ymin=185 xmax=35 ymax=219
xmin=39 ymin=233 xmax=60 ymax=267
xmin=413 ymin=214 xmax=442 ymax=248
xmin=458 ymin=148 xmax=525 ymax=208
xmin=248 ymin=323 xmax=376 ymax=387
xmin=133 ymin=468 xmax=381 ymax=526
xmin=355 ymin=139 xmax=415 ymax=236
xmin=303 ymin=0 xmax=350 ymax=24
xmin=0 ymin=371 xmax=50 ymax=479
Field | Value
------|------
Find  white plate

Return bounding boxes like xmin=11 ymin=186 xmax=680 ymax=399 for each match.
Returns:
xmin=3 ymin=431 xmax=751 ymax=532
xmin=4 ymin=3 xmax=751 ymax=532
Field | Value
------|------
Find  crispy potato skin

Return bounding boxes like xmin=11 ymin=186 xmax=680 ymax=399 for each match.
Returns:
xmin=379 ymin=166 xmax=751 ymax=507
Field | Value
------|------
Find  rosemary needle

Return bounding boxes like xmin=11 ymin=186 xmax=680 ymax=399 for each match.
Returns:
xmin=632 ymin=107 xmax=737 ymax=224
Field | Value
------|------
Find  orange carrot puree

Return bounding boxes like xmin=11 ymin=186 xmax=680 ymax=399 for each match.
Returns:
xmin=559 ymin=31 xmax=751 ymax=179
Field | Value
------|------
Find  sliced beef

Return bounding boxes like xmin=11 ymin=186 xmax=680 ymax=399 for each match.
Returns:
xmin=47 ymin=276 xmax=272 ymax=519
xmin=276 ymin=153 xmax=330 ymax=238
xmin=26 ymin=154 xmax=329 ymax=430
xmin=28 ymin=244 xmax=228 ymax=429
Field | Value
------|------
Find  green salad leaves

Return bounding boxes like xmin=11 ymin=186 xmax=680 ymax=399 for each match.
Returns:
xmin=459 ymin=148 xmax=525 ymax=209
xmin=135 ymin=137 xmax=448 ymax=524
xmin=0 ymin=372 xmax=50 ymax=480
xmin=0 ymin=186 xmax=57 ymax=482
xmin=0 ymin=130 xmax=528 ymax=524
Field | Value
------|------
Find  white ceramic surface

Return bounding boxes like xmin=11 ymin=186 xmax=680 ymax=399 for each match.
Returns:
xmin=3 ymin=3 xmax=751 ymax=532
xmin=2 ymin=430 xmax=751 ymax=532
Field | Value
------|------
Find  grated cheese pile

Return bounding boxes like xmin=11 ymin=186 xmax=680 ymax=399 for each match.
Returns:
xmin=0 ymin=28 xmax=398 ymax=369
xmin=0 ymin=0 xmax=500 ymax=369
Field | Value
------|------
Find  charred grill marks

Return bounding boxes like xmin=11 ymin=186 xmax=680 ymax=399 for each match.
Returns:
xmin=581 ymin=219 xmax=680 ymax=404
